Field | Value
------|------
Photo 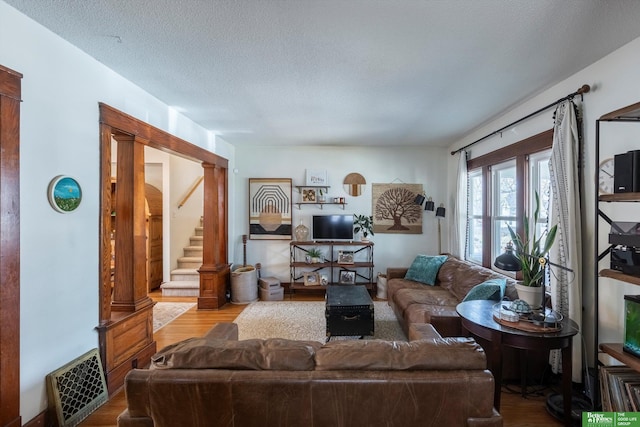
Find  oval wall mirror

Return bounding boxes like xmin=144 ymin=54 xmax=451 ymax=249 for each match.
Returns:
xmin=343 ymin=173 xmax=366 ymax=197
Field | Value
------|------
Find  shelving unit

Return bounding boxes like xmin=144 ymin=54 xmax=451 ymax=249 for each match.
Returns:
xmin=289 ymin=241 xmax=374 ymax=295
xmin=293 ymin=185 xmax=347 ymax=209
xmin=594 ymin=101 xmax=640 ymax=406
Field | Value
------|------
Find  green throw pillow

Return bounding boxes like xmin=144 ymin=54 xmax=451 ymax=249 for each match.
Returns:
xmin=404 ymin=255 xmax=448 ymax=286
xmin=462 ymin=278 xmax=507 ymax=302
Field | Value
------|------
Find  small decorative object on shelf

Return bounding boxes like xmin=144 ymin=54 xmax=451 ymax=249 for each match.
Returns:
xmin=306 ymin=169 xmax=328 ymax=186
xmin=337 ymin=250 xmax=354 ymax=264
xmin=294 ymin=220 xmax=309 ymax=241
xmin=339 ymin=270 xmax=356 ymax=284
xmin=306 ymin=247 xmax=323 ymax=263
xmin=303 ymin=271 xmax=320 ymax=286
xmin=302 ymin=189 xmax=316 ymax=202
xmin=318 ymin=188 xmax=326 ymax=203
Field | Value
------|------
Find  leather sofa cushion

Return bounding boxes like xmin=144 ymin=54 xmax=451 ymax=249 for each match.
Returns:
xmin=393 ymin=287 xmax=459 ymax=310
xmin=315 ymin=338 xmax=486 ymax=371
xmin=436 ymin=255 xmax=518 ymax=301
xmin=151 ymin=337 xmax=322 ymax=371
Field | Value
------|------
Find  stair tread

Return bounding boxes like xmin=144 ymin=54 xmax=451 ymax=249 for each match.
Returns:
xmin=171 ymin=268 xmax=199 ymax=274
xmin=178 ymin=256 xmax=203 ymax=261
xmin=161 ymin=281 xmax=199 ymax=289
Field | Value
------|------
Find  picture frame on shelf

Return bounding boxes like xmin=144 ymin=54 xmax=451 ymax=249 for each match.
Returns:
xmin=303 ymin=271 xmax=320 ymax=286
xmin=302 ymin=188 xmax=316 ymax=202
xmin=320 ymin=274 xmax=329 ymax=286
xmin=339 ymin=270 xmax=356 ymax=285
xmin=337 ymin=250 xmax=354 ymax=264
xmin=306 ymin=169 xmax=328 ymax=186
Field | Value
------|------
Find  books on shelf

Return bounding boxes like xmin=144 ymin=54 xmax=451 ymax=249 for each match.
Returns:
xmin=600 ymin=365 xmax=640 ymax=411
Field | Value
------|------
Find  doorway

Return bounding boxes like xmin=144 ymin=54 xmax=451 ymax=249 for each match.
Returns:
xmin=97 ymin=103 xmax=230 ymax=393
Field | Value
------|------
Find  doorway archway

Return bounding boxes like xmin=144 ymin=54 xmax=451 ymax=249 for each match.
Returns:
xmin=97 ymin=104 xmax=229 ymax=393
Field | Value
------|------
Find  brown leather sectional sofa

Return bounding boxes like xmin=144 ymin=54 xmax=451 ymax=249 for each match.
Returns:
xmin=386 ymin=254 xmax=519 ymax=338
xmin=118 ymin=322 xmax=502 ymax=427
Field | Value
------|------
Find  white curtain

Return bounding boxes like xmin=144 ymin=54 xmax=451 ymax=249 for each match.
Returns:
xmin=548 ymin=100 xmax=582 ymax=382
xmin=450 ymin=150 xmax=468 ymax=258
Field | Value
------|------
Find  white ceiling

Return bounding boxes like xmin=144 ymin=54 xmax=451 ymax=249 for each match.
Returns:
xmin=6 ymin=0 xmax=640 ymax=147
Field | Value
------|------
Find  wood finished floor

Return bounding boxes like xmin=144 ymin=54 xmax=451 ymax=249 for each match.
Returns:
xmin=80 ymin=291 xmax=564 ymax=427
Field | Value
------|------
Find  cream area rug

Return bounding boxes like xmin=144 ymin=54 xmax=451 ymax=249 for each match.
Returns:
xmin=234 ymin=301 xmax=406 ymax=342
xmin=153 ymin=302 xmax=196 ymax=332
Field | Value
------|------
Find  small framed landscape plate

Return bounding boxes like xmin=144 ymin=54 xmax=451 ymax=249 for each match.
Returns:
xmin=48 ymin=175 xmax=82 ymax=213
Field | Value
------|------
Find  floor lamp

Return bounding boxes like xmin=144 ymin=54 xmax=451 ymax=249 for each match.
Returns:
xmin=435 ymin=204 xmax=445 ymax=254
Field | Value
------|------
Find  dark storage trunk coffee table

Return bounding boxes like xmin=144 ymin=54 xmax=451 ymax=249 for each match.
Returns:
xmin=325 ymin=285 xmax=374 ymax=341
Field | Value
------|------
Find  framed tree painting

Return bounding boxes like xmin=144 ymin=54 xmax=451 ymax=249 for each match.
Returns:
xmin=372 ymin=183 xmax=423 ymax=234
xmin=249 ymin=178 xmax=292 ymax=240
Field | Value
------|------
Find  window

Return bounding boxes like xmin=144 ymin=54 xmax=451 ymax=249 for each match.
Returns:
xmin=465 ymin=130 xmax=553 ymax=273
xmin=491 ymin=159 xmax=517 ymax=265
xmin=467 ymin=170 xmax=483 ymax=264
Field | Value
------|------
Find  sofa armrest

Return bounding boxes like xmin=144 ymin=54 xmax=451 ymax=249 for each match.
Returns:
xmin=386 ymin=268 xmax=408 ymax=280
xmin=203 ymin=322 xmax=238 ymax=341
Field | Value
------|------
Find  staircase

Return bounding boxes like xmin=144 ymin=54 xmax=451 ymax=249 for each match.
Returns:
xmin=160 ymin=222 xmax=203 ymax=297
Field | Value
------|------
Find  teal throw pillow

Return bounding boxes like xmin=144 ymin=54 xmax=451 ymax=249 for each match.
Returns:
xmin=462 ymin=278 xmax=507 ymax=302
xmin=404 ymin=255 xmax=448 ymax=286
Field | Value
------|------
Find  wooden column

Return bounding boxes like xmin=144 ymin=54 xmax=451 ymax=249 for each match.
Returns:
xmin=0 ymin=65 xmax=22 ymax=427
xmin=112 ymin=136 xmax=153 ymax=312
xmin=198 ymin=163 xmax=230 ymax=310
xmin=96 ymin=132 xmax=155 ymax=394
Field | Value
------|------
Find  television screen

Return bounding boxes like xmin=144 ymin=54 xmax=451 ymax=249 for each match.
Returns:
xmin=312 ymin=215 xmax=354 ymax=240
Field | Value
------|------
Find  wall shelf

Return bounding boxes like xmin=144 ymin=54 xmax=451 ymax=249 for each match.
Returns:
xmin=290 ymin=241 xmax=374 ymax=295
xmin=599 ymin=193 xmax=640 ymax=202
xmin=294 ymin=202 xmax=346 ymax=210
xmin=595 ymin=101 xmax=640 ymax=408
xmin=599 ymin=269 xmax=640 ymax=286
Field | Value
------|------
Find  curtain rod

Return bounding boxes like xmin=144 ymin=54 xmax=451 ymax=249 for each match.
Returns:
xmin=450 ymin=84 xmax=590 ymax=156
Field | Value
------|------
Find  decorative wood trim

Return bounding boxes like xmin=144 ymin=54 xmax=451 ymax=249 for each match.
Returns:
xmin=0 ymin=64 xmax=21 ymax=427
xmin=99 ymin=103 xmax=228 ymax=168
xmin=98 ymin=103 xmax=229 ymax=393
xmin=467 ymin=129 xmax=553 ymax=170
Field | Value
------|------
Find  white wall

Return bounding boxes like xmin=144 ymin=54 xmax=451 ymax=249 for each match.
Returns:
xmin=232 ymin=145 xmax=449 ymax=282
xmin=447 ymin=36 xmax=640 ymax=367
xmin=0 ymin=2 xmax=234 ymax=420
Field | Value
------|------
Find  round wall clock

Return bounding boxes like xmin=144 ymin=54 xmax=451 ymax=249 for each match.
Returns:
xmin=48 ymin=175 xmax=82 ymax=213
xmin=598 ymin=158 xmax=614 ymax=194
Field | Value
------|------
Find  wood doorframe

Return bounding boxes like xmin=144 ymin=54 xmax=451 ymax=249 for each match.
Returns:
xmin=97 ymin=103 xmax=230 ymax=394
xmin=0 ymin=65 xmax=22 ymax=427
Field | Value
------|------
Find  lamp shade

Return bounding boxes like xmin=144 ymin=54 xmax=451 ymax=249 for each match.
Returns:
xmin=425 ymin=198 xmax=435 ymax=211
xmin=494 ymin=242 xmax=522 ymax=271
xmin=414 ymin=193 xmax=426 ymax=205
xmin=435 ymin=204 xmax=445 ymax=217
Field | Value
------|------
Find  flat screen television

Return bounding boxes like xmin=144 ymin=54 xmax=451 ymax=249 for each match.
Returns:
xmin=312 ymin=215 xmax=354 ymax=240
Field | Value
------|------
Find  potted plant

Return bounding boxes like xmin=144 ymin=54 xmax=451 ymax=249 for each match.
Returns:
xmin=507 ymin=192 xmax=557 ymax=307
xmin=306 ymin=247 xmax=323 ymax=263
xmin=353 ymin=214 xmax=374 ymax=242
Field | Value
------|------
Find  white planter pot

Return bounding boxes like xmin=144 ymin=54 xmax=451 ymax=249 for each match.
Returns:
xmin=515 ymin=283 xmax=544 ymax=309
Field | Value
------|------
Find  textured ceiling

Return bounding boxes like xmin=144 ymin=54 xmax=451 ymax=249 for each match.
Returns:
xmin=5 ymin=0 xmax=640 ymax=147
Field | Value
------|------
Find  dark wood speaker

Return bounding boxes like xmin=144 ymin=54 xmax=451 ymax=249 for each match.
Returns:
xmin=614 ymin=150 xmax=640 ymax=193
